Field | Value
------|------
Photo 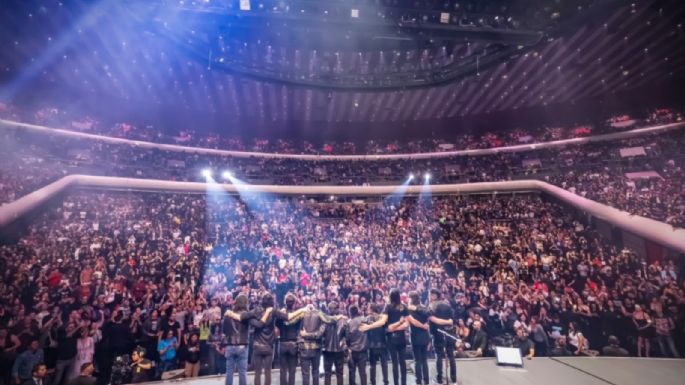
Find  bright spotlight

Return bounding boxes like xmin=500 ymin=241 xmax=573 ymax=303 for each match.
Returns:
xmin=408 ymin=173 xmax=415 ymax=181
xmin=202 ymin=169 xmax=212 ymax=178
xmin=424 ymin=172 xmax=431 ymax=181
xmin=222 ymin=171 xmax=232 ymax=179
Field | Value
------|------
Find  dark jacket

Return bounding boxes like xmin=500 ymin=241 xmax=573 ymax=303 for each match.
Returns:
xmin=347 ymin=316 xmax=370 ymax=352
xmin=223 ymin=308 xmax=261 ymax=345
xmin=276 ymin=308 xmax=301 ymax=342
xmin=471 ymin=329 xmax=489 ymax=354
xmin=250 ymin=307 xmax=288 ymax=353
xmin=298 ymin=310 xmax=327 ymax=352
xmin=322 ymin=315 xmax=348 ymax=353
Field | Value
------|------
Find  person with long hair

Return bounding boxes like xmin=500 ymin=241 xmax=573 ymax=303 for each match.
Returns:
xmin=406 ymin=292 xmax=430 ymax=385
xmin=567 ymin=322 xmax=587 ymax=356
xmin=223 ymin=293 xmax=306 ymax=385
xmin=428 ymin=289 xmax=456 ymax=385
xmin=633 ymin=305 xmax=653 ymax=357
xmin=275 ymin=294 xmax=301 ymax=385
xmin=361 ymin=289 xmax=407 ymax=385
xmin=183 ymin=333 xmax=201 ymax=378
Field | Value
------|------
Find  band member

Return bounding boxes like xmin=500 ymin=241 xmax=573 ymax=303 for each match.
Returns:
xmin=224 ymin=294 xmax=306 ymax=385
xmin=321 ymin=302 xmax=347 ymax=385
xmin=275 ymin=294 xmax=301 ymax=385
xmin=429 ymin=289 xmax=456 ymax=385
xmin=406 ymin=292 xmax=430 ymax=385
xmin=294 ymin=302 xmax=325 ymax=385
xmin=221 ymin=294 xmax=270 ymax=385
xmin=347 ymin=305 xmax=370 ymax=385
xmin=361 ymin=289 xmax=407 ymax=385
xmin=365 ymin=304 xmax=389 ymax=385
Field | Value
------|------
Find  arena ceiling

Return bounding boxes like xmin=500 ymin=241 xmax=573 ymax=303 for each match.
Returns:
xmin=0 ymin=0 xmax=684 ymax=124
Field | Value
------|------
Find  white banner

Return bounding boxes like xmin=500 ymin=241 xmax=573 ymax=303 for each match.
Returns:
xmin=625 ymin=171 xmax=662 ymax=180
xmin=619 ymin=146 xmax=646 ymax=157
xmin=522 ymin=158 xmax=542 ymax=168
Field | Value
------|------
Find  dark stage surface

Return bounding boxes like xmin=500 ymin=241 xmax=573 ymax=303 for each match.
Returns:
xmin=148 ymin=357 xmax=685 ymax=385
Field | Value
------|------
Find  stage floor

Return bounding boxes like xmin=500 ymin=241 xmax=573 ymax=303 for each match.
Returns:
xmin=152 ymin=357 xmax=685 ymax=385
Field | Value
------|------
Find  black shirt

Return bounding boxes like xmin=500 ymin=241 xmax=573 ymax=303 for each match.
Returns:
xmin=384 ymin=303 xmax=409 ymax=342
xmin=131 ymin=359 xmax=152 ymax=383
xmin=514 ymin=338 xmax=535 ymax=357
xmin=409 ymin=305 xmax=431 ymax=346
xmin=275 ymin=308 xmax=301 ymax=342
xmin=429 ymin=300 xmax=454 ymax=344
xmin=161 ymin=320 xmax=180 ymax=338
xmin=57 ymin=327 xmax=78 ymax=360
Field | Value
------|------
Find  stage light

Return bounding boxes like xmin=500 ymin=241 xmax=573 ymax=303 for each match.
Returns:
xmin=351 ymin=9 xmax=359 ymax=18
xmin=239 ymin=0 xmax=251 ymax=11
xmin=202 ymin=169 xmax=212 ymax=178
xmin=408 ymin=173 xmax=415 ymax=181
xmin=424 ymin=172 xmax=431 ymax=181
xmin=222 ymin=171 xmax=232 ymax=179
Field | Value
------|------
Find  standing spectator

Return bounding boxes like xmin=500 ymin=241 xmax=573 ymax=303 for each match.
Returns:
xmin=206 ymin=325 xmax=224 ymax=375
xmin=157 ymin=330 xmax=179 ymax=377
xmin=53 ymin=317 xmax=82 ymax=385
xmin=183 ymin=333 xmax=201 ymax=378
xmin=11 ymin=340 xmax=43 ymax=385
xmin=633 ymin=305 xmax=653 ymax=357
xmin=653 ymin=309 xmax=680 ymax=358
xmin=69 ymin=326 xmax=99 ymax=381
xmin=528 ymin=317 xmax=549 ymax=357
xmin=141 ymin=310 xmax=161 ymax=363
xmin=0 ymin=327 xmax=22 ymax=385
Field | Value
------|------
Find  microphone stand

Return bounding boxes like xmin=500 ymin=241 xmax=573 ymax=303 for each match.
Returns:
xmin=436 ymin=329 xmax=459 ymax=385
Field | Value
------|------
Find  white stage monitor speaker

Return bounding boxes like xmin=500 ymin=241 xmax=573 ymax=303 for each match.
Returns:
xmin=495 ymin=346 xmax=523 ymax=367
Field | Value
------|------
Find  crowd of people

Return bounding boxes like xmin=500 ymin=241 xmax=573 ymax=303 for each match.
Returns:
xmin=0 ymin=190 xmax=683 ymax=385
xmin=1 ymin=103 xmax=678 ymax=156
xmin=2 ymin=111 xmax=684 ymax=228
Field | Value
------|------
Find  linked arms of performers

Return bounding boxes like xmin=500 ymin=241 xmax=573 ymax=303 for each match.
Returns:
xmin=284 ymin=304 xmax=320 ymax=325
xmin=224 ymin=307 xmax=274 ymax=323
xmin=407 ymin=305 xmax=453 ymax=326
xmin=405 ymin=315 xmax=429 ymax=331
xmin=358 ymin=314 xmax=388 ymax=332
xmin=299 ymin=322 xmax=327 ymax=340
xmin=388 ymin=317 xmax=409 ymax=332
